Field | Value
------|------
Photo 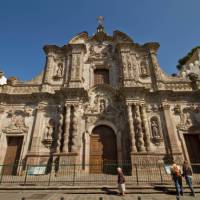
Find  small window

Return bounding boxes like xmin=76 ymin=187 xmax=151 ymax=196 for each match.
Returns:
xmin=94 ymin=69 xmax=109 ymax=85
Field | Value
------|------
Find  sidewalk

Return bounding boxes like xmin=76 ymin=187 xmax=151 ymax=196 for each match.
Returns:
xmin=0 ymin=191 xmax=199 ymax=200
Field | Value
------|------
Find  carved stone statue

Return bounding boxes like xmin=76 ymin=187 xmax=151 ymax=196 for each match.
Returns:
xmin=100 ymin=99 xmax=106 ymax=112
xmin=43 ymin=119 xmax=55 ymax=148
xmin=151 ymin=119 xmax=160 ymax=138
xmin=56 ymin=63 xmax=63 ymax=77
xmin=140 ymin=61 xmax=148 ymax=77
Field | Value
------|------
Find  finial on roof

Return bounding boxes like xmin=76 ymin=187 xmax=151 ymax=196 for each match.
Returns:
xmin=97 ymin=16 xmax=104 ymax=27
xmin=96 ymin=16 xmax=104 ymax=33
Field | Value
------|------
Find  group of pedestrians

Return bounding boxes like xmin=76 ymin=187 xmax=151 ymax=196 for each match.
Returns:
xmin=116 ymin=160 xmax=195 ymax=197
xmin=171 ymin=160 xmax=195 ymax=198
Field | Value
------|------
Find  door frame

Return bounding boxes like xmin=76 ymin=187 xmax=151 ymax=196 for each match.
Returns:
xmin=178 ymin=129 xmax=200 ymax=164
xmin=3 ymin=135 xmax=24 ymax=175
xmin=88 ymin=120 xmax=122 ymax=165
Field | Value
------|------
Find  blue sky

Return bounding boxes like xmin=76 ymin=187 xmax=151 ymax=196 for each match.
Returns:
xmin=0 ymin=0 xmax=199 ymax=80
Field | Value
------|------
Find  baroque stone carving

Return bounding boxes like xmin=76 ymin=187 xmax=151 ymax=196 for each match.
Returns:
xmin=2 ymin=110 xmax=29 ymax=134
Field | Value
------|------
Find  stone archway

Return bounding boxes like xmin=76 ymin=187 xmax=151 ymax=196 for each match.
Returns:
xmin=89 ymin=125 xmax=117 ymax=174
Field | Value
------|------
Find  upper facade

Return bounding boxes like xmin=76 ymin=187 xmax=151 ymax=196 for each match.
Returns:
xmin=1 ymin=22 xmax=200 ymax=95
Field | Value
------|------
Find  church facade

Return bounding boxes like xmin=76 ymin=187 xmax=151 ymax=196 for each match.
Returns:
xmin=0 ymin=23 xmax=200 ymax=175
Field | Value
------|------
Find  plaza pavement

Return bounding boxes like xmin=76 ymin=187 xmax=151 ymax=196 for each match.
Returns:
xmin=0 ymin=190 xmax=199 ymax=200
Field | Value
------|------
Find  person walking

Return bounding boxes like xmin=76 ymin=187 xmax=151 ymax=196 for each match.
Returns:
xmin=117 ymin=167 xmax=125 ymax=196
xmin=171 ymin=163 xmax=184 ymax=197
xmin=182 ymin=160 xmax=195 ymax=197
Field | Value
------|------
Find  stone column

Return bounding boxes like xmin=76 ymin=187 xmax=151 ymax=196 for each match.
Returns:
xmin=62 ymin=105 xmax=71 ymax=153
xmin=127 ymin=103 xmax=137 ymax=152
xmin=56 ymin=107 xmax=64 ymax=153
xmin=71 ymin=105 xmax=79 ymax=153
xmin=134 ymin=104 xmax=145 ymax=152
xmin=161 ymin=103 xmax=181 ymax=155
xmin=141 ymin=104 xmax=151 ymax=152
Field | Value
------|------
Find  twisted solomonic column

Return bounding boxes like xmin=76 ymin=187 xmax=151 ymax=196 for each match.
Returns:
xmin=62 ymin=105 xmax=71 ymax=153
xmin=71 ymin=105 xmax=79 ymax=153
xmin=134 ymin=104 xmax=145 ymax=152
xmin=56 ymin=108 xmax=64 ymax=153
xmin=141 ymin=104 xmax=151 ymax=152
xmin=127 ymin=103 xmax=137 ymax=152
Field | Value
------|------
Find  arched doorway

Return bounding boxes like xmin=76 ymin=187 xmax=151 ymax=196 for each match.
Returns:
xmin=89 ymin=125 xmax=117 ymax=174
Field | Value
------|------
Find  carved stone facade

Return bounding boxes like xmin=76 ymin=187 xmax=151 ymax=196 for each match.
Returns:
xmin=0 ymin=22 xmax=200 ymax=175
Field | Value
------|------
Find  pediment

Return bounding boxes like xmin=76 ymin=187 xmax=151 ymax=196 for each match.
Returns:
xmin=69 ymin=31 xmax=88 ymax=44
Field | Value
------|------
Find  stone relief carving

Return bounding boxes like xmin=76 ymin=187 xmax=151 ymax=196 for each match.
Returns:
xmin=2 ymin=109 xmax=29 ymax=134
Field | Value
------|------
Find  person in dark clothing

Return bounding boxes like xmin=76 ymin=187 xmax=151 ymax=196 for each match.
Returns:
xmin=171 ymin=163 xmax=184 ymax=197
xmin=182 ymin=160 xmax=195 ymax=196
xmin=117 ymin=167 xmax=125 ymax=196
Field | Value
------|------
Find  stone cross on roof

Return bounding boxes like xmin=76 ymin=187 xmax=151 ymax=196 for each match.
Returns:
xmin=97 ymin=16 xmax=104 ymax=27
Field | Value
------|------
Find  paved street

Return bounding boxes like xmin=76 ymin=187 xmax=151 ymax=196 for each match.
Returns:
xmin=0 ymin=191 xmax=199 ymax=200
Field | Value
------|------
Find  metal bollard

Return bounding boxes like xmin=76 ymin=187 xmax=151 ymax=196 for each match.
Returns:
xmin=138 ymin=196 xmax=141 ymax=200
xmin=99 ymin=198 xmax=103 ymax=200
xmin=60 ymin=197 xmax=64 ymax=200
xmin=21 ymin=198 xmax=26 ymax=200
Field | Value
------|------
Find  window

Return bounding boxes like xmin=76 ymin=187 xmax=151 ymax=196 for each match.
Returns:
xmin=94 ymin=69 xmax=109 ymax=85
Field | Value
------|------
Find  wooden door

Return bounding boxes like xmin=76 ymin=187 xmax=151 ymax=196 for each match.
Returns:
xmin=90 ymin=125 xmax=117 ymax=174
xmin=184 ymin=134 xmax=200 ymax=172
xmin=3 ymin=136 xmax=23 ymax=175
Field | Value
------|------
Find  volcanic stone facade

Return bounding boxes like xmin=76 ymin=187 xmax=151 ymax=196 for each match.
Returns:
xmin=0 ymin=24 xmax=200 ymax=175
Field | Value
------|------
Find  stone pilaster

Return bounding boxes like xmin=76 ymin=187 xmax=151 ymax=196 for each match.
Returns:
xmin=62 ymin=105 xmax=71 ymax=153
xmin=141 ymin=104 xmax=151 ymax=152
xmin=161 ymin=103 xmax=182 ymax=156
xmin=29 ymin=102 xmax=47 ymax=153
xmin=127 ymin=103 xmax=137 ymax=152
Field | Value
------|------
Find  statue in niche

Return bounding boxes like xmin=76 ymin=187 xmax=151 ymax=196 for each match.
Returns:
xmin=56 ymin=63 xmax=63 ymax=77
xmin=43 ymin=119 xmax=55 ymax=148
xmin=100 ymin=99 xmax=106 ymax=112
xmin=140 ymin=60 xmax=148 ymax=77
xmin=151 ymin=118 xmax=160 ymax=138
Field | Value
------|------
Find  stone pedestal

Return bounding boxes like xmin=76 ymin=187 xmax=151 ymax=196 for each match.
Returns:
xmin=53 ymin=152 xmax=78 ymax=175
